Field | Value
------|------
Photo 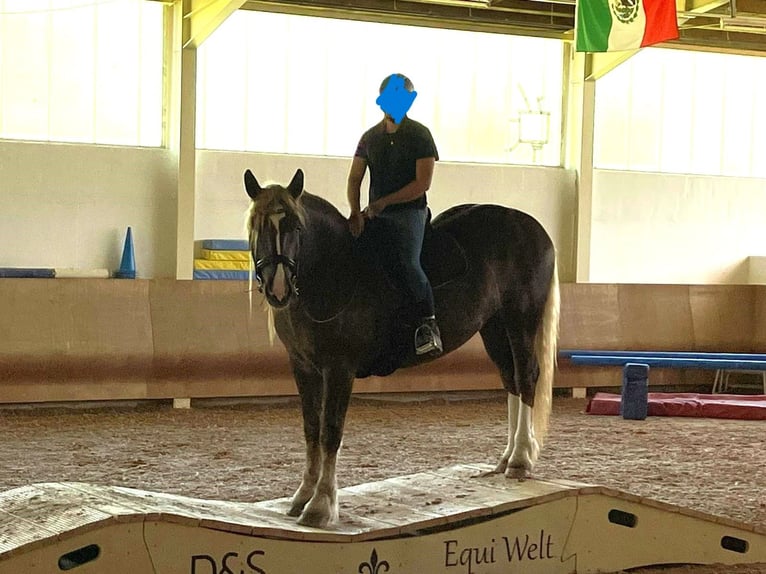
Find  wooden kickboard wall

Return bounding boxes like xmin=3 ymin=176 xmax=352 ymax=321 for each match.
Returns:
xmin=1 ymin=280 xmax=766 ymax=403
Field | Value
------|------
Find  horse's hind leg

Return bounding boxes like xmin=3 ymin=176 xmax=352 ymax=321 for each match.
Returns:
xmin=479 ymin=314 xmax=520 ymax=474
xmin=288 ymin=362 xmax=323 ymax=517
xmin=297 ymin=364 xmax=355 ymax=528
xmin=480 ymin=311 xmax=541 ymax=478
xmin=505 ymin=320 xmax=542 ymax=477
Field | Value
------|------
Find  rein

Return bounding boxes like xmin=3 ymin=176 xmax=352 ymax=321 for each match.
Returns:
xmin=300 ymin=274 xmax=358 ymax=324
xmin=253 ymin=219 xmax=358 ymax=325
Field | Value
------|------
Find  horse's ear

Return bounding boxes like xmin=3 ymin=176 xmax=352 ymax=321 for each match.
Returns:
xmin=244 ymin=169 xmax=262 ymax=200
xmin=287 ymin=169 xmax=304 ymax=200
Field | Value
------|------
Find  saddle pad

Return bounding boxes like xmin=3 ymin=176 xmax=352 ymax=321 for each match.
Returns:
xmin=201 ymin=249 xmax=250 ymax=262
xmin=201 ymin=239 xmax=249 ymax=251
xmin=193 ymin=270 xmax=250 ymax=280
xmin=194 ymin=259 xmax=250 ymax=270
xmin=0 ymin=268 xmax=55 ymax=278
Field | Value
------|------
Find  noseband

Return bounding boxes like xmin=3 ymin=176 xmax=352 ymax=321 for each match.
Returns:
xmin=254 ymin=254 xmax=299 ymax=296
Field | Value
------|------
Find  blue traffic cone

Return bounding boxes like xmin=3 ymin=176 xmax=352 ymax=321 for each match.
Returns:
xmin=115 ymin=227 xmax=136 ymax=279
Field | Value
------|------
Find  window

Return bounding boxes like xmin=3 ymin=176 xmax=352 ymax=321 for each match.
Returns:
xmin=197 ymin=10 xmax=564 ymax=166
xmin=0 ymin=0 xmax=164 ymax=146
xmin=594 ymin=47 xmax=766 ymax=178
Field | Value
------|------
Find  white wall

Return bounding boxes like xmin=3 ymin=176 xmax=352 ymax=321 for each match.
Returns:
xmin=7 ymin=141 xmax=766 ymax=286
xmin=0 ymin=140 xmax=176 ymax=278
xmin=195 ymin=151 xmax=578 ymax=280
xmin=590 ymin=170 xmax=766 ymax=284
xmin=0 ymin=143 xmax=576 ymax=281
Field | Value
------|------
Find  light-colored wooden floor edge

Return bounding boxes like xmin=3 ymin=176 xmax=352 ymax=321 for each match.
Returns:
xmin=0 ymin=462 xmax=764 ymax=564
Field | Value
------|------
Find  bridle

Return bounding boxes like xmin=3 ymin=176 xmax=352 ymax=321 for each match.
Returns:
xmin=252 ymin=209 xmax=302 ymax=298
xmin=250 ymin=206 xmax=357 ymax=324
xmin=254 ymin=253 xmax=299 ymax=296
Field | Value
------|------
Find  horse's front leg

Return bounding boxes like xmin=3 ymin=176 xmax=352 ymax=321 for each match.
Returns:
xmin=298 ymin=363 xmax=355 ymax=528
xmin=288 ymin=362 xmax=323 ymax=517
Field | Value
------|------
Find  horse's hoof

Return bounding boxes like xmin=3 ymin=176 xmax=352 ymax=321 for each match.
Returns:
xmin=297 ymin=509 xmax=331 ymax=528
xmin=478 ymin=469 xmax=499 ymax=478
xmin=287 ymin=502 xmax=304 ymax=517
xmin=505 ymin=466 xmax=531 ymax=479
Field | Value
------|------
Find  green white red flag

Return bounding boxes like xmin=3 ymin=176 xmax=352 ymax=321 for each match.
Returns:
xmin=576 ymin=0 xmax=679 ymax=52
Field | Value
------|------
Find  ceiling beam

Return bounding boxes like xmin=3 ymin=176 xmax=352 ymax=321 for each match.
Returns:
xmin=183 ymin=0 xmax=247 ymax=48
xmin=242 ymin=0 xmax=574 ymax=38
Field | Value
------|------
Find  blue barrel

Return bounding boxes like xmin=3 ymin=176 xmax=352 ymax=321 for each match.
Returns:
xmin=621 ymin=363 xmax=649 ymax=420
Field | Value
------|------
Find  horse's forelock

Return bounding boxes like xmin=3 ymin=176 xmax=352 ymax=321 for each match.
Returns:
xmin=247 ymin=184 xmax=306 ymax=234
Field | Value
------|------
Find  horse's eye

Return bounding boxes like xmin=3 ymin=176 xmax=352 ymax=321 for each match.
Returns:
xmin=282 ymin=218 xmax=301 ymax=233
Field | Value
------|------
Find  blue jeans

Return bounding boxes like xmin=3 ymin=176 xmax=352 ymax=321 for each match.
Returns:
xmin=378 ymin=207 xmax=435 ymax=319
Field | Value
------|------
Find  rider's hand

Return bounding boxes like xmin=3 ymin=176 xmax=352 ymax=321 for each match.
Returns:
xmin=363 ymin=200 xmax=385 ymax=220
xmin=348 ymin=210 xmax=365 ymax=238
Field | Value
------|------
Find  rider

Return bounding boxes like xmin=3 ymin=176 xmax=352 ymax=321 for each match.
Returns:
xmin=346 ymin=73 xmax=442 ymax=357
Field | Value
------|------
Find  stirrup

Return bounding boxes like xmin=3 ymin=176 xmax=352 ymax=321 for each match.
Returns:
xmin=415 ymin=320 xmax=443 ymax=356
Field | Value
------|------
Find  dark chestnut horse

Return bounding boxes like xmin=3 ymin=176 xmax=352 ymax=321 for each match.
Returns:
xmin=245 ymin=168 xmax=559 ymax=528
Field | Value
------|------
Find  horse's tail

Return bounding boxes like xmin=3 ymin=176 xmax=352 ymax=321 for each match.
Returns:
xmin=533 ymin=253 xmax=560 ymax=447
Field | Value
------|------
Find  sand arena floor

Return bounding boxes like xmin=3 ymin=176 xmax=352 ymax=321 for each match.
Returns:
xmin=0 ymin=393 xmax=763 ymax=573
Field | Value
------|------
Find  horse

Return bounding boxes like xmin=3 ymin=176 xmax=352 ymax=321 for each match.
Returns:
xmin=244 ymin=168 xmax=559 ymax=528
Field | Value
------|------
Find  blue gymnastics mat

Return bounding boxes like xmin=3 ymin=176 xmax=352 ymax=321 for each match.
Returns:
xmin=201 ymin=239 xmax=249 ymax=251
xmin=193 ymin=269 xmax=249 ymax=281
xmin=0 ymin=268 xmax=55 ymax=278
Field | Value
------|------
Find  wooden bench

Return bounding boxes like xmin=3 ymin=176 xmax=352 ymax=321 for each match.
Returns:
xmin=559 ymin=350 xmax=766 ymax=395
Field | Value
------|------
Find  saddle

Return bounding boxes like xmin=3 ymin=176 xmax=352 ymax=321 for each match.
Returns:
xmin=421 ymin=209 xmax=469 ymax=289
xmin=354 ymin=209 xmax=468 ymax=378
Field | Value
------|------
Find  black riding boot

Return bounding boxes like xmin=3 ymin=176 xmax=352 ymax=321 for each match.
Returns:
xmin=415 ymin=316 xmax=443 ymax=357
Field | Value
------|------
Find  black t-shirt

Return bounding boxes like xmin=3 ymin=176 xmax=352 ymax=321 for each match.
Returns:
xmin=354 ymin=117 xmax=439 ymax=211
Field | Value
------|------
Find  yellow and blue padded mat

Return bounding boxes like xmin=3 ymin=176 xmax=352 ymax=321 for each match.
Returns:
xmin=201 ymin=249 xmax=250 ymax=262
xmin=194 ymin=259 xmax=250 ymax=270
xmin=193 ymin=270 xmax=249 ymax=280
xmin=201 ymin=239 xmax=249 ymax=250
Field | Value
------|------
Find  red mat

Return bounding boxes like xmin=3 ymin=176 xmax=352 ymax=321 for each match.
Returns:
xmin=586 ymin=392 xmax=766 ymax=420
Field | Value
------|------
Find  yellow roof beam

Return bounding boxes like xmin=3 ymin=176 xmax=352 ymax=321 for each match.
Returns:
xmin=560 ymin=31 xmax=637 ymax=80
xmin=183 ymin=0 xmax=247 ymax=48
xmin=584 ymin=50 xmax=638 ymax=80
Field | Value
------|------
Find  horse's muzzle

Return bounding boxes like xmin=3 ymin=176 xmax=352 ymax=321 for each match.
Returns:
xmin=255 ymin=254 xmax=299 ymax=307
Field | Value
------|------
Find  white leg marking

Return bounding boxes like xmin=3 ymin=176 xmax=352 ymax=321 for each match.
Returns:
xmin=494 ymin=394 xmax=520 ymax=473
xmin=289 ymin=444 xmax=320 ymax=517
xmin=298 ymin=447 xmax=339 ymax=527
xmin=506 ymin=401 xmax=540 ymax=476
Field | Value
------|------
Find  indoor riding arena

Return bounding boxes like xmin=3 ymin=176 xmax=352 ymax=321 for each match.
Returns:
xmin=1 ymin=1 xmax=765 ymax=573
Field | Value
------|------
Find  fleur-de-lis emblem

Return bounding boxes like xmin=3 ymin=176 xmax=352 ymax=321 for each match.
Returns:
xmin=358 ymin=548 xmax=390 ymax=574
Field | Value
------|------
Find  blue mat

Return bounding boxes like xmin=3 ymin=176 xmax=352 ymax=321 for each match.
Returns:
xmin=0 ymin=268 xmax=55 ymax=278
xmin=201 ymin=239 xmax=249 ymax=251
xmin=193 ymin=269 xmax=250 ymax=281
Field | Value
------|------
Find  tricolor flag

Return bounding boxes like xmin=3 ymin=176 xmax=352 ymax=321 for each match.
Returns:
xmin=576 ymin=0 xmax=679 ymax=52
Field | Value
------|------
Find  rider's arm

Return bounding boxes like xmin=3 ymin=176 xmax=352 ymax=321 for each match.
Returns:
xmin=347 ymin=156 xmax=367 ymax=215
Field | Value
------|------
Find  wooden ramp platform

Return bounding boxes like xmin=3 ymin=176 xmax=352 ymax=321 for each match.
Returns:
xmin=0 ymin=464 xmax=764 ymax=574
